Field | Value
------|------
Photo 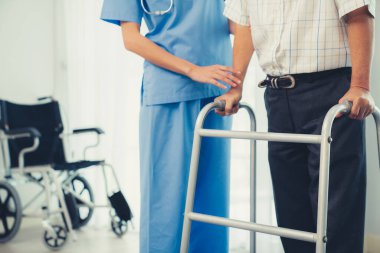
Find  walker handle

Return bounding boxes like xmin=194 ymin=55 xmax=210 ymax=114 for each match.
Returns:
xmin=341 ymin=100 xmax=353 ymax=114
xmin=214 ymin=100 xmax=226 ymax=110
xmin=372 ymin=107 xmax=380 ymax=169
xmin=339 ymin=100 xmax=380 ymax=168
xmin=214 ymin=100 xmax=241 ymax=111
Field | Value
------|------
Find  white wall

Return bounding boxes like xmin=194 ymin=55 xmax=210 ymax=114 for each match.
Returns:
xmin=365 ymin=3 xmax=380 ymax=235
xmin=0 ymin=0 xmax=55 ymax=103
xmin=0 ymin=0 xmax=56 ymax=212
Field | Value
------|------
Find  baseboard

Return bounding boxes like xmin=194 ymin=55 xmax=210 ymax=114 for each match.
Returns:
xmin=365 ymin=234 xmax=380 ymax=253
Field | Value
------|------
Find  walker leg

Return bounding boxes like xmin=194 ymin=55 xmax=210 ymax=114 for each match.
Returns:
xmin=315 ymin=135 xmax=332 ymax=253
xmin=180 ymin=133 xmax=203 ymax=253
xmin=241 ymin=104 xmax=257 ymax=253
xmin=250 ymin=139 xmax=256 ymax=253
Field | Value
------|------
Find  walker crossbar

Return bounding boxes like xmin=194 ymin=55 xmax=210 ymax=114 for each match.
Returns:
xmin=180 ymin=100 xmax=380 ymax=253
xmin=188 ymin=212 xmax=317 ymax=243
xmin=198 ymin=129 xmax=322 ymax=144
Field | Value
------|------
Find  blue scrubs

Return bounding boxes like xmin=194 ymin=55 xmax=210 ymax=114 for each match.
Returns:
xmin=101 ymin=0 xmax=232 ymax=105
xmin=140 ymin=97 xmax=231 ymax=253
xmin=101 ymin=1 xmax=232 ymax=252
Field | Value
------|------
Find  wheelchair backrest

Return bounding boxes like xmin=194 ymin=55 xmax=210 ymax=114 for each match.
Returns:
xmin=0 ymin=100 xmax=66 ymax=168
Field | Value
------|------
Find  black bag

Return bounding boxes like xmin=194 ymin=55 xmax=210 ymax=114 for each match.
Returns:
xmin=108 ymin=191 xmax=133 ymax=222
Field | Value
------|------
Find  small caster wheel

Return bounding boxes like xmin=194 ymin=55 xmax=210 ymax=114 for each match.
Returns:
xmin=43 ymin=225 xmax=68 ymax=250
xmin=111 ymin=216 xmax=128 ymax=237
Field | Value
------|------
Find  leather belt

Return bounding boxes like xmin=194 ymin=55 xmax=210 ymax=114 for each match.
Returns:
xmin=258 ymin=75 xmax=296 ymax=89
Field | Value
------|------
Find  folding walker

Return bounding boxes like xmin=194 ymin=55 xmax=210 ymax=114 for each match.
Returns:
xmin=180 ymin=100 xmax=380 ymax=253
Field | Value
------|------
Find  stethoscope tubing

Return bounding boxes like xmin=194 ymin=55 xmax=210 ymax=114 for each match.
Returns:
xmin=140 ymin=0 xmax=174 ymax=15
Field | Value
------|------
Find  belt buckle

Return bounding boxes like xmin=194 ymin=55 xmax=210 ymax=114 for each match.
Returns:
xmin=258 ymin=79 xmax=267 ymax=88
xmin=258 ymin=75 xmax=296 ymax=89
xmin=280 ymin=75 xmax=296 ymax=89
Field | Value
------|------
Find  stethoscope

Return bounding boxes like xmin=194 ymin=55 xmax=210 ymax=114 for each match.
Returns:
xmin=141 ymin=0 xmax=174 ymax=15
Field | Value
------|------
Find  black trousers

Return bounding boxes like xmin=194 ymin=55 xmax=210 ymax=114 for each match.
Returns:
xmin=264 ymin=68 xmax=366 ymax=253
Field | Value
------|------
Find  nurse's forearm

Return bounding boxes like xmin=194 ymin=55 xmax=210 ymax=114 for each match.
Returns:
xmin=123 ymin=33 xmax=193 ymax=75
xmin=121 ymin=22 xmax=241 ymax=88
xmin=233 ymin=24 xmax=254 ymax=84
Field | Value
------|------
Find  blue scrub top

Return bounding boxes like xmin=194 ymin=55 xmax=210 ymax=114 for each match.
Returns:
xmin=101 ymin=0 xmax=232 ymax=105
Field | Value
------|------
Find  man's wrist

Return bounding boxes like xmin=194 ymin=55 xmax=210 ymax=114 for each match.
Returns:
xmin=350 ymin=80 xmax=370 ymax=91
xmin=231 ymin=84 xmax=243 ymax=92
xmin=351 ymin=85 xmax=370 ymax=92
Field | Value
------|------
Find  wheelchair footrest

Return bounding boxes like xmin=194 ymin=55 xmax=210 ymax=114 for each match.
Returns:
xmin=108 ymin=191 xmax=133 ymax=222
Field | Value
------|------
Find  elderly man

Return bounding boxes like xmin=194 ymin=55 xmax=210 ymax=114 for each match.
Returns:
xmin=216 ymin=0 xmax=376 ymax=252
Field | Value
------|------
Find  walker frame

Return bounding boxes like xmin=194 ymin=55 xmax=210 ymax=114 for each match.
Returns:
xmin=180 ymin=100 xmax=380 ymax=253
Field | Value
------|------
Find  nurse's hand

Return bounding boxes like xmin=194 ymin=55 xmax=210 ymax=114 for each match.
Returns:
xmin=214 ymin=87 xmax=243 ymax=116
xmin=186 ymin=65 xmax=241 ymax=89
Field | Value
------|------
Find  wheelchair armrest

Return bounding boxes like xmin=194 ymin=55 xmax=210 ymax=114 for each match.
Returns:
xmin=67 ymin=128 xmax=104 ymax=160
xmin=5 ymin=127 xmax=41 ymax=139
xmin=72 ymin=128 xmax=105 ymax=135
xmin=1 ymin=128 xmax=41 ymax=171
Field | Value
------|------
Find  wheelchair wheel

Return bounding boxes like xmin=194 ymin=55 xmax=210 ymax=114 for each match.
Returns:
xmin=110 ymin=214 xmax=128 ymax=237
xmin=71 ymin=175 xmax=94 ymax=227
xmin=43 ymin=225 xmax=67 ymax=250
xmin=0 ymin=180 xmax=22 ymax=243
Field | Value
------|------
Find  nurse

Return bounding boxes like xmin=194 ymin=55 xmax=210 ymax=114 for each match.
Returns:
xmin=100 ymin=1 xmax=239 ymax=253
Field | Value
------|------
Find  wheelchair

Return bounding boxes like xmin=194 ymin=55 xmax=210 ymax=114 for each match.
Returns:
xmin=0 ymin=98 xmax=133 ymax=250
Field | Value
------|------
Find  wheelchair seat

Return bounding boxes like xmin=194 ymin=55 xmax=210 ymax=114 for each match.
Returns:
xmin=0 ymin=99 xmax=102 ymax=169
xmin=53 ymin=160 xmax=105 ymax=171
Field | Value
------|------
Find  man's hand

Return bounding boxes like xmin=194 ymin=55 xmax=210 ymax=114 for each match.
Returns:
xmin=338 ymin=86 xmax=375 ymax=120
xmin=215 ymin=87 xmax=243 ymax=116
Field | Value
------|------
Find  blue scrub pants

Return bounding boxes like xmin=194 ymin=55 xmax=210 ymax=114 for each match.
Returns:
xmin=139 ymin=97 xmax=232 ymax=253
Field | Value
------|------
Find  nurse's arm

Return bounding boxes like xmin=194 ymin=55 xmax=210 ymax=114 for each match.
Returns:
xmin=216 ymin=23 xmax=254 ymax=116
xmin=121 ymin=22 xmax=241 ymax=89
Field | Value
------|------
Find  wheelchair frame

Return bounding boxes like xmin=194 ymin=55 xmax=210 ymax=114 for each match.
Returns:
xmin=62 ymin=128 xmax=132 ymax=235
xmin=0 ymin=120 xmax=131 ymax=249
xmin=180 ymin=100 xmax=380 ymax=253
xmin=0 ymin=129 xmax=76 ymax=248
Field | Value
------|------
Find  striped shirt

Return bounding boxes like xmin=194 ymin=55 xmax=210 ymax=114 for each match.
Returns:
xmin=224 ymin=0 xmax=376 ymax=76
